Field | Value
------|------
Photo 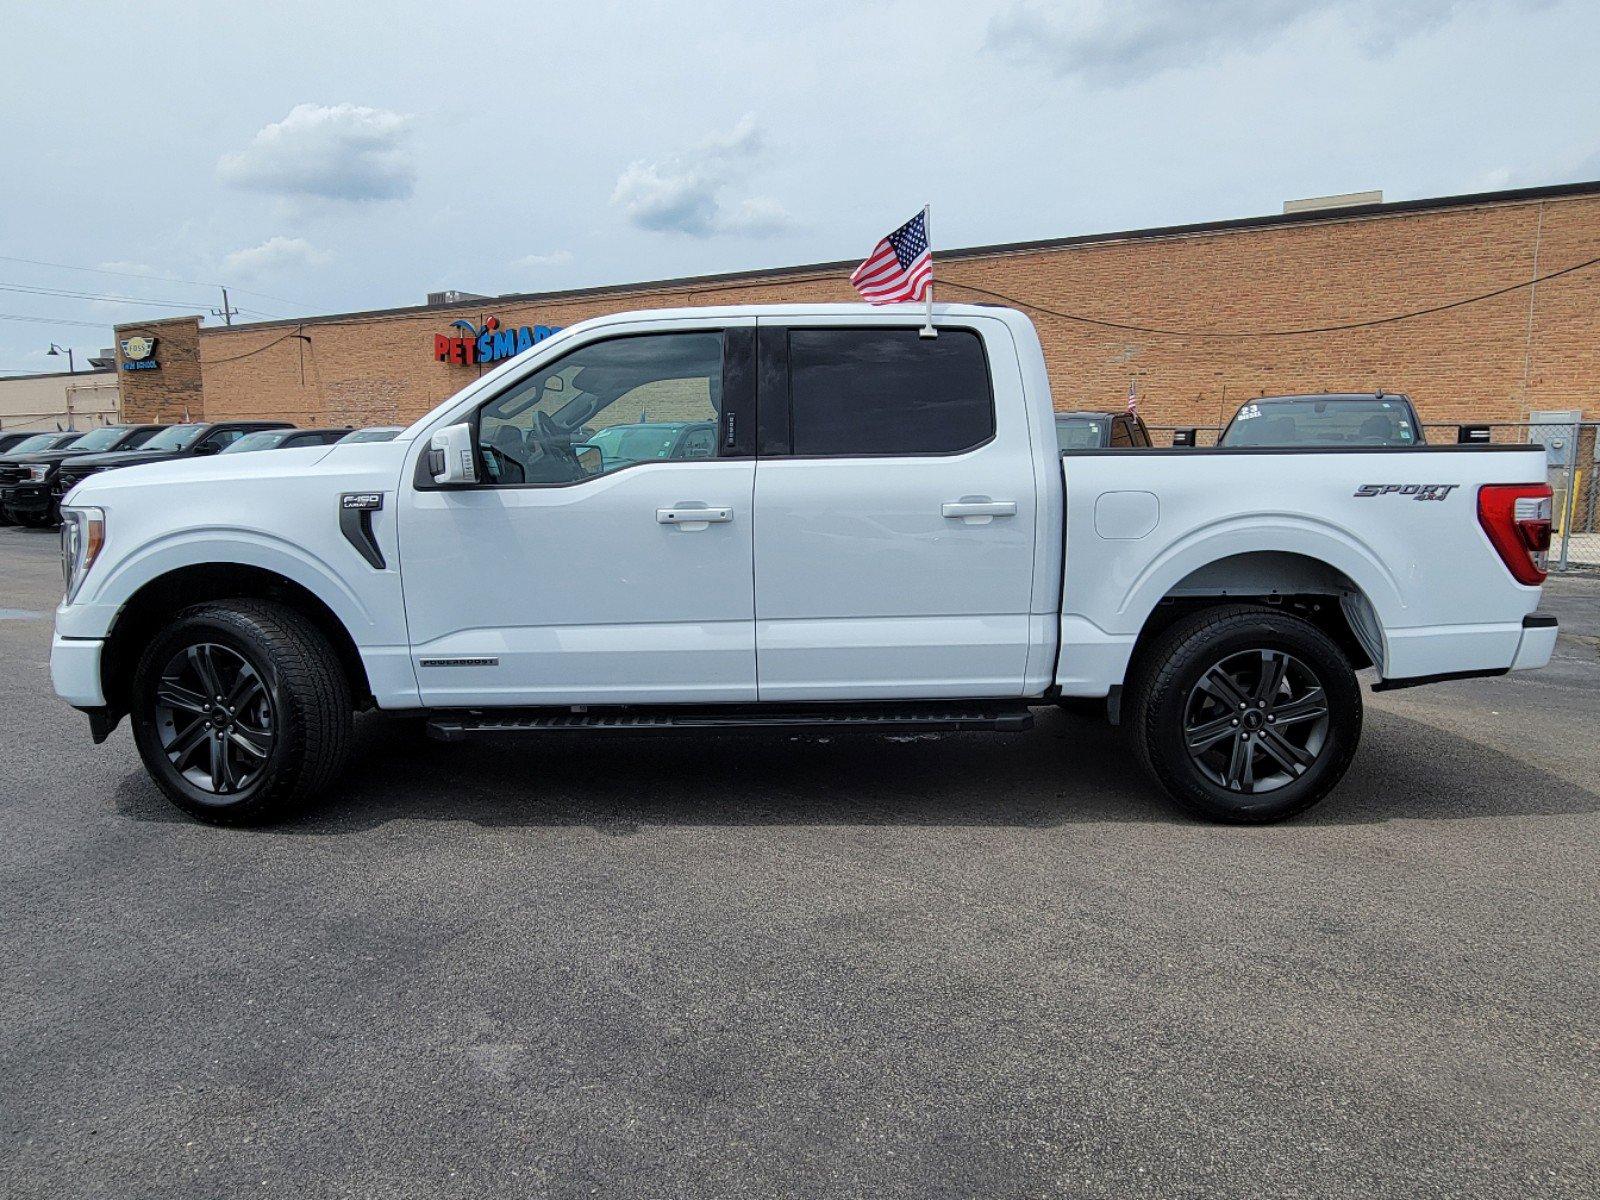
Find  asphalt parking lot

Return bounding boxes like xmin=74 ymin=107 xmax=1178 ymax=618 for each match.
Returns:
xmin=1 ymin=523 xmax=1596 ymax=1199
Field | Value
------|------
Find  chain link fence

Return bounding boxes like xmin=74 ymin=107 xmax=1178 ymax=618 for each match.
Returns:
xmin=1145 ymin=420 xmax=1600 ymax=571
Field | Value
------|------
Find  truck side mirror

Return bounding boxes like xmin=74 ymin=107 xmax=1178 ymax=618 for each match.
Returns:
xmin=1171 ymin=428 xmax=1198 ymax=448
xmin=428 ymin=423 xmax=479 ymax=485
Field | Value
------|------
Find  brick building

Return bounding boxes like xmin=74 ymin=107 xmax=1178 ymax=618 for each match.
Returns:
xmin=115 ymin=180 xmax=1600 ymax=435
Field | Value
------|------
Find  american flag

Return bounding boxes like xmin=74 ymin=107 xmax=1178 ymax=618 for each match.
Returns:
xmin=850 ymin=209 xmax=932 ymax=305
xmin=1126 ymin=379 xmax=1138 ymax=415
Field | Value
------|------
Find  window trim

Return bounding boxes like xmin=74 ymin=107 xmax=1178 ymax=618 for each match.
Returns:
xmin=414 ymin=326 xmax=755 ymax=492
xmin=756 ymin=323 xmax=998 ymax=460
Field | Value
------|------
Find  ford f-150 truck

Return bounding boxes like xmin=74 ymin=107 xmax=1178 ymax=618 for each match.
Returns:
xmin=50 ymin=305 xmax=1558 ymax=826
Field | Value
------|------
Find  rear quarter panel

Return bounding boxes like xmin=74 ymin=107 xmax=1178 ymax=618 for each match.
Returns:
xmin=1057 ymin=446 xmax=1550 ymax=692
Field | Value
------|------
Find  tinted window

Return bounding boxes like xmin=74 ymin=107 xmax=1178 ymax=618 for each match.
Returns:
xmin=478 ymin=332 xmax=723 ymax=486
xmin=1221 ymin=398 xmax=1419 ymax=447
xmin=787 ymin=328 xmax=993 ymax=456
xmin=1056 ymin=417 xmax=1108 ymax=450
xmin=220 ymin=431 xmax=289 ymax=454
xmin=69 ymin=426 xmax=132 ymax=452
xmin=141 ymin=424 xmax=206 ymax=451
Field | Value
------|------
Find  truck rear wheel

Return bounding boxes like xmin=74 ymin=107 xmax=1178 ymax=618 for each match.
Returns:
xmin=1125 ymin=605 xmax=1361 ymax=823
xmin=130 ymin=600 xmax=353 ymax=825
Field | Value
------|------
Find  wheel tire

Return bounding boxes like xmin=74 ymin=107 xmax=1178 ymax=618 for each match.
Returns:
xmin=18 ymin=510 xmax=55 ymax=528
xmin=0 ymin=505 xmax=13 ymax=527
xmin=130 ymin=599 xmax=353 ymax=825
xmin=1125 ymin=605 xmax=1362 ymax=824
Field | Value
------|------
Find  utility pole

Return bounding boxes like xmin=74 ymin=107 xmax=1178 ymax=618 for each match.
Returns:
xmin=211 ymin=286 xmax=239 ymax=326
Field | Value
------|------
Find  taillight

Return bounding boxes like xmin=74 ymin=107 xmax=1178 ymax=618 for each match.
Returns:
xmin=1478 ymin=484 xmax=1552 ymax=585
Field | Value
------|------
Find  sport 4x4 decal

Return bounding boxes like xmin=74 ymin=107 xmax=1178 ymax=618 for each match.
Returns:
xmin=1353 ymin=483 xmax=1459 ymax=501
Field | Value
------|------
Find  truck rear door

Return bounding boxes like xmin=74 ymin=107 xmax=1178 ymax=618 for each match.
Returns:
xmin=751 ymin=317 xmax=1039 ymax=699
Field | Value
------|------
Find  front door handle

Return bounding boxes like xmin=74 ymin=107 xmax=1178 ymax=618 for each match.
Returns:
xmin=657 ymin=506 xmax=733 ymax=526
xmin=942 ymin=500 xmax=1017 ymax=519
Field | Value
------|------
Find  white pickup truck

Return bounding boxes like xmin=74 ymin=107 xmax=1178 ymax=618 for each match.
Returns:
xmin=51 ymin=304 xmax=1558 ymax=825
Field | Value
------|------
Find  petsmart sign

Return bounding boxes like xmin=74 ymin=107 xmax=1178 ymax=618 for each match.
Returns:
xmin=434 ymin=316 xmax=560 ymax=366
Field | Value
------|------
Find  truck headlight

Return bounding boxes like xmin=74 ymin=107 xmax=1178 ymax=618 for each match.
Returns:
xmin=25 ymin=465 xmax=49 ymax=483
xmin=60 ymin=506 xmax=105 ymax=604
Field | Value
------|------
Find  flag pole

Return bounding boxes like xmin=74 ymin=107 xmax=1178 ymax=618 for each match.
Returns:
xmin=919 ymin=204 xmax=937 ymax=339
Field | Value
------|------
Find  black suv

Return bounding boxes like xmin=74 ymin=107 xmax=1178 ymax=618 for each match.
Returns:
xmin=0 ymin=424 xmax=165 ymax=527
xmin=0 ymin=432 xmax=84 ymax=526
xmin=52 ymin=420 xmax=294 ymax=507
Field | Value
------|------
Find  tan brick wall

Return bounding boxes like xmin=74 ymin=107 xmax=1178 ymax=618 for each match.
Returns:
xmin=147 ymin=190 xmax=1600 ymax=433
xmin=115 ymin=315 xmax=203 ymax=424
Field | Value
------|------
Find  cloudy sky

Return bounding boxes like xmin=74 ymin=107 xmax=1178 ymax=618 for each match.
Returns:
xmin=2 ymin=0 xmax=1596 ymax=374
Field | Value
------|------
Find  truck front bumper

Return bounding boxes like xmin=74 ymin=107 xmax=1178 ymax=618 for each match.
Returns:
xmin=3 ymin=482 xmax=55 ymax=518
xmin=51 ymin=635 xmax=106 ymax=707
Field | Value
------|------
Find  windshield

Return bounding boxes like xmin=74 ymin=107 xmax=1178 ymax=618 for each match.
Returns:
xmin=138 ymin=424 xmax=206 ymax=452
xmin=68 ymin=426 xmax=131 ymax=452
xmin=220 ymin=431 xmax=288 ymax=454
xmin=339 ymin=427 xmax=401 ymax=443
xmin=585 ymin=425 xmax=687 ymax=461
xmin=1055 ymin=416 xmax=1108 ymax=450
xmin=1221 ymin=398 xmax=1419 ymax=447
xmin=7 ymin=434 xmax=57 ymax=454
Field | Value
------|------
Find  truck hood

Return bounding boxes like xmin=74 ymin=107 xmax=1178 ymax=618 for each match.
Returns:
xmin=63 ymin=448 xmax=184 ymax=471
xmin=64 ymin=440 xmax=408 ymax=506
xmin=5 ymin=447 xmax=103 ymax=468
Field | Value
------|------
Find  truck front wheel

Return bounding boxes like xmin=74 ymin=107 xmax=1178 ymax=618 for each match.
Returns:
xmin=129 ymin=600 xmax=353 ymax=825
xmin=1126 ymin=605 xmax=1362 ymax=823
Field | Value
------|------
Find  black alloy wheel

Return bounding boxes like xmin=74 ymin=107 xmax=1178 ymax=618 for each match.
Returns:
xmin=1182 ymin=649 xmax=1330 ymax=794
xmin=130 ymin=600 xmax=353 ymax=825
xmin=153 ymin=643 xmax=275 ymax=798
xmin=1125 ymin=604 xmax=1362 ymax=823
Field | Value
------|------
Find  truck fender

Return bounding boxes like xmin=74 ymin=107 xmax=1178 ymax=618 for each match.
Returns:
xmin=94 ymin=528 xmax=382 ymax=644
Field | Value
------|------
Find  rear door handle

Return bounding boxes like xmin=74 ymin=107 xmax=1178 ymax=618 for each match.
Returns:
xmin=942 ymin=501 xmax=1017 ymax=519
xmin=657 ymin=506 xmax=733 ymax=525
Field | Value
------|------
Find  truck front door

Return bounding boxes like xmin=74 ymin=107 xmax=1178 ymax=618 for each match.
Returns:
xmin=398 ymin=320 xmax=758 ymax=706
xmin=751 ymin=318 xmax=1039 ymax=700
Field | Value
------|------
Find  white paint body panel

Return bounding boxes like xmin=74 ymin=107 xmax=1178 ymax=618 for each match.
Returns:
xmin=50 ymin=303 xmax=1553 ymax=719
xmin=1055 ymin=449 xmax=1551 ymax=694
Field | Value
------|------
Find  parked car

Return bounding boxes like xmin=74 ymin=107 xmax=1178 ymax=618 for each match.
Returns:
xmin=52 ymin=420 xmax=293 ymax=502
xmin=220 ymin=428 xmax=352 ymax=454
xmin=0 ymin=424 xmax=164 ymax=527
xmin=0 ymin=432 xmax=82 ymax=525
xmin=1219 ymin=393 xmax=1424 ymax=448
xmin=1055 ymin=410 xmax=1152 ymax=450
xmin=52 ymin=305 xmax=1555 ymax=827
xmin=0 ymin=432 xmax=42 ymax=455
xmin=578 ymin=420 xmax=717 ymax=468
xmin=337 ymin=426 xmax=404 ymax=444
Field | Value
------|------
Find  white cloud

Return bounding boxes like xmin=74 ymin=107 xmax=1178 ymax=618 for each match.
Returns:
xmin=222 ymin=236 xmax=331 ymax=278
xmin=985 ymin=0 xmax=1546 ymax=86
xmin=217 ymin=103 xmax=416 ymax=201
xmin=513 ymin=250 xmax=574 ymax=269
xmin=610 ymin=114 xmax=795 ymax=238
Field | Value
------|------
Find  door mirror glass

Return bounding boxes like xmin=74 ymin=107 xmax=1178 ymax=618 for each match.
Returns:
xmin=574 ymin=444 xmax=603 ymax=476
xmin=429 ymin=423 xmax=479 ymax=485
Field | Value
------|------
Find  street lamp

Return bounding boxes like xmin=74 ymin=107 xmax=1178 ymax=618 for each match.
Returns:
xmin=47 ymin=343 xmax=75 ymax=374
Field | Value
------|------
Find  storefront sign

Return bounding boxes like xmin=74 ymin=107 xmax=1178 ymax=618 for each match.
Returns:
xmin=120 ymin=335 xmax=160 ymax=371
xmin=434 ymin=316 xmax=560 ymax=366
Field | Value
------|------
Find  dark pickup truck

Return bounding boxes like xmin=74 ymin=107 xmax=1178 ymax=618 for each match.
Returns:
xmin=52 ymin=420 xmax=293 ymax=506
xmin=0 ymin=424 xmax=164 ymax=526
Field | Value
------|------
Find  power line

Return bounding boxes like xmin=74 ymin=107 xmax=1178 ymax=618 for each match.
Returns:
xmin=0 ymin=313 xmax=109 ymax=328
xmin=0 ymin=281 xmax=219 ymax=310
xmin=936 ymin=252 xmax=1600 ymax=338
xmin=205 ymin=329 xmax=310 ymax=365
xmin=0 ymin=252 xmax=309 ymax=309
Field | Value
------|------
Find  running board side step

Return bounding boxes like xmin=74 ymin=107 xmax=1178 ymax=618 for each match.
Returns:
xmin=425 ymin=702 xmax=1034 ymax=742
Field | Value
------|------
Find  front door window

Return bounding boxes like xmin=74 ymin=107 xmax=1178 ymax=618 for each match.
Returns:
xmin=477 ymin=332 xmax=724 ymax=485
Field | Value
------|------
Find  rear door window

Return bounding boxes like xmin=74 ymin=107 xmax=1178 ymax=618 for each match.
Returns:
xmin=785 ymin=328 xmax=994 ymax=456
